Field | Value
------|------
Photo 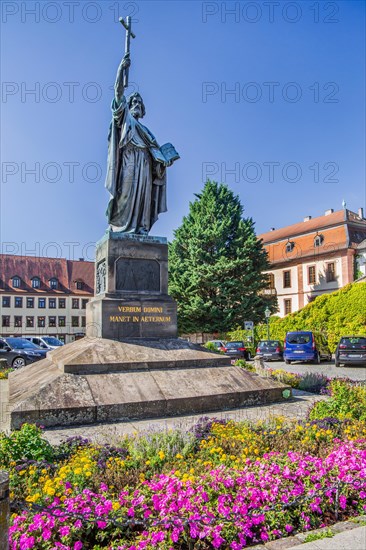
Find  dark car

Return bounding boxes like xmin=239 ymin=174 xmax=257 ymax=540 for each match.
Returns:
xmin=223 ymin=341 xmax=252 ymax=360
xmin=283 ymin=331 xmax=332 ymax=364
xmin=335 ymin=336 xmax=366 ymax=367
xmin=256 ymin=340 xmax=283 ymax=361
xmin=0 ymin=337 xmax=48 ymax=368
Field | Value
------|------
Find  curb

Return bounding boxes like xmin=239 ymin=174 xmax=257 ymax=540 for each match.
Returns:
xmin=249 ymin=515 xmax=366 ymax=549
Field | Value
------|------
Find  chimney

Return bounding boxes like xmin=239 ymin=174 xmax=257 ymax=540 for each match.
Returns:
xmin=358 ymin=207 xmax=364 ymax=219
xmin=304 ymin=216 xmax=312 ymax=222
xmin=79 ymin=257 xmax=84 ymax=261
xmin=270 ymin=227 xmax=275 ymax=231
xmin=325 ymin=209 xmax=334 ymax=215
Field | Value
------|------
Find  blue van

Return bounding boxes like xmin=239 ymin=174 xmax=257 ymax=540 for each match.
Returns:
xmin=284 ymin=331 xmax=332 ymax=364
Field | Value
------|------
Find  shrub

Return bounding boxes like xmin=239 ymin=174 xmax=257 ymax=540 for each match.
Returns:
xmin=309 ymin=380 xmax=366 ymax=421
xmin=234 ymin=359 xmax=255 ymax=371
xmin=270 ymin=369 xmax=300 ymax=388
xmin=0 ymin=423 xmax=54 ymax=467
xmin=298 ymin=372 xmax=330 ymax=394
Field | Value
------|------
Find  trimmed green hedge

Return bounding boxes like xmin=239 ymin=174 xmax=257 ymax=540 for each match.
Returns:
xmin=254 ymin=282 xmax=366 ymax=352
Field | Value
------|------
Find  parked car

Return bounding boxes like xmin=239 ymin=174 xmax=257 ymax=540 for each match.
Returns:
xmin=335 ymin=336 xmax=366 ymax=367
xmin=25 ymin=336 xmax=64 ymax=350
xmin=222 ymin=341 xmax=252 ymax=360
xmin=0 ymin=337 xmax=48 ymax=368
xmin=283 ymin=331 xmax=332 ymax=364
xmin=256 ymin=340 xmax=283 ymax=361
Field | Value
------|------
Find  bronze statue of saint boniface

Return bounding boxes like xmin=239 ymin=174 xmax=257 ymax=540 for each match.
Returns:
xmin=105 ymin=18 xmax=179 ymax=235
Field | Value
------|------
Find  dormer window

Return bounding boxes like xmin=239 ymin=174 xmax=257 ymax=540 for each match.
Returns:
xmin=49 ymin=278 xmax=58 ymax=290
xmin=314 ymin=235 xmax=324 ymax=247
xmin=76 ymin=280 xmax=83 ymax=290
xmin=12 ymin=276 xmax=21 ymax=288
xmin=286 ymin=241 xmax=295 ymax=253
xmin=31 ymin=277 xmax=41 ymax=289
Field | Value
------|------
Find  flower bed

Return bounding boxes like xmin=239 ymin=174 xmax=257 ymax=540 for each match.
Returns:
xmin=3 ymin=380 xmax=366 ymax=549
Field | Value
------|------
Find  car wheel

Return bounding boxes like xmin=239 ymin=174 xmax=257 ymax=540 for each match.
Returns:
xmin=335 ymin=360 xmax=341 ymax=368
xmin=12 ymin=356 xmax=26 ymax=368
xmin=314 ymin=352 xmax=321 ymax=365
xmin=285 ymin=359 xmax=291 ymax=365
xmin=246 ymin=352 xmax=252 ymax=361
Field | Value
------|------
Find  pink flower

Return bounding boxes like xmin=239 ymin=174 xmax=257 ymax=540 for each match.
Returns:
xmin=60 ymin=525 xmax=70 ymax=537
xmin=74 ymin=543 xmax=83 ymax=550
xmin=285 ymin=524 xmax=293 ymax=533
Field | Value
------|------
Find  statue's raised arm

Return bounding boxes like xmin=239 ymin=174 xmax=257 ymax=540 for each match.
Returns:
xmin=114 ymin=16 xmax=135 ymax=103
xmin=114 ymin=53 xmax=130 ymax=103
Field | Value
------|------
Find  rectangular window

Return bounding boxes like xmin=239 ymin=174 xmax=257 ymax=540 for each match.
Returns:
xmin=15 ymin=297 xmax=23 ymax=308
xmin=326 ymin=262 xmax=336 ymax=282
xmin=14 ymin=316 xmax=22 ymax=327
xmin=58 ymin=316 xmax=66 ymax=327
xmin=81 ymin=316 xmax=86 ymax=327
xmin=72 ymin=316 xmax=79 ymax=327
xmin=26 ymin=316 xmax=34 ymax=328
xmin=2 ymin=297 xmax=10 ymax=307
xmin=58 ymin=298 xmax=66 ymax=309
xmin=26 ymin=297 xmax=34 ymax=308
xmin=49 ymin=316 xmax=56 ymax=327
xmin=308 ymin=265 xmax=316 ymax=285
xmin=82 ymin=299 xmax=88 ymax=309
xmin=2 ymin=316 xmax=10 ymax=327
xmin=38 ymin=298 xmax=46 ymax=309
xmin=76 ymin=281 xmax=83 ymax=290
xmin=49 ymin=298 xmax=56 ymax=309
xmin=72 ymin=298 xmax=79 ymax=309
xmin=38 ymin=316 xmax=46 ymax=328
xmin=283 ymin=270 xmax=291 ymax=288
xmin=284 ymin=299 xmax=292 ymax=315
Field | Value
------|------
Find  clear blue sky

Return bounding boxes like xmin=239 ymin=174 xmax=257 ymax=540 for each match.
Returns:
xmin=1 ymin=0 xmax=365 ymax=261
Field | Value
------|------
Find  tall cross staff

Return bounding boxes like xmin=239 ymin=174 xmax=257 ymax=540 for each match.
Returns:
xmin=119 ymin=16 xmax=136 ymax=88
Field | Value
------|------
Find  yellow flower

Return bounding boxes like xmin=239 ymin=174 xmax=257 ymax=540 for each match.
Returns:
xmin=112 ymin=502 xmax=121 ymax=511
xmin=176 ymin=453 xmax=183 ymax=459
xmin=145 ymin=460 xmax=151 ymax=465
xmin=158 ymin=451 xmax=165 ymax=460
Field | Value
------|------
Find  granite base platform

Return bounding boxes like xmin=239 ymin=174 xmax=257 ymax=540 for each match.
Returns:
xmin=7 ymin=338 xmax=291 ymax=429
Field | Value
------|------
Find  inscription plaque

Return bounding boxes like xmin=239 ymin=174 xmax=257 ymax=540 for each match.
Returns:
xmin=115 ymin=258 xmax=160 ymax=292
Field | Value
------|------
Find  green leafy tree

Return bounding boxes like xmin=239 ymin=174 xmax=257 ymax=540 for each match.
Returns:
xmin=168 ymin=181 xmax=276 ymax=333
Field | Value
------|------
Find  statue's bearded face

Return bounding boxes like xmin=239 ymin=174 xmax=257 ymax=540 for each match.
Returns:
xmin=129 ymin=94 xmax=144 ymax=119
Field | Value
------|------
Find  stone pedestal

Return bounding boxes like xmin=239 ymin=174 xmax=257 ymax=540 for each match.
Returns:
xmin=86 ymin=231 xmax=177 ymax=339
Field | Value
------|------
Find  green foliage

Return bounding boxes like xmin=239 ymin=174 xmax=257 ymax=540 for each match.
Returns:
xmin=304 ymin=528 xmax=334 ymax=542
xmin=169 ymin=181 xmax=276 ymax=333
xmin=309 ymin=380 xmax=366 ymax=421
xmin=204 ymin=342 xmax=222 ymax=352
xmin=0 ymin=367 xmax=14 ymax=379
xmin=298 ymin=372 xmax=330 ymax=393
xmin=269 ymin=369 xmax=300 ymax=388
xmin=255 ymin=282 xmax=366 ymax=352
xmin=0 ymin=423 xmax=54 ymax=467
xmin=126 ymin=429 xmax=196 ymax=469
xmin=234 ymin=359 xmax=255 ymax=371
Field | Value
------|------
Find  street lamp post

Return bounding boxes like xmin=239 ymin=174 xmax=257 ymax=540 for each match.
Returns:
xmin=265 ymin=307 xmax=271 ymax=340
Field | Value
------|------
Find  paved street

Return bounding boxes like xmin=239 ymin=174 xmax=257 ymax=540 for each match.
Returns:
xmin=264 ymin=359 xmax=366 ymax=382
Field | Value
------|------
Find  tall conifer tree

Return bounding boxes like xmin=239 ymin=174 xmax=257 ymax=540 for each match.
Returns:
xmin=169 ymin=181 xmax=275 ymax=333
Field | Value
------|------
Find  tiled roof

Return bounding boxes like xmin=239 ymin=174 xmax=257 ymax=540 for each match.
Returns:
xmin=0 ymin=255 xmax=94 ymax=294
xmin=263 ymin=226 xmax=350 ymax=265
xmin=259 ymin=209 xmax=365 ymax=243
